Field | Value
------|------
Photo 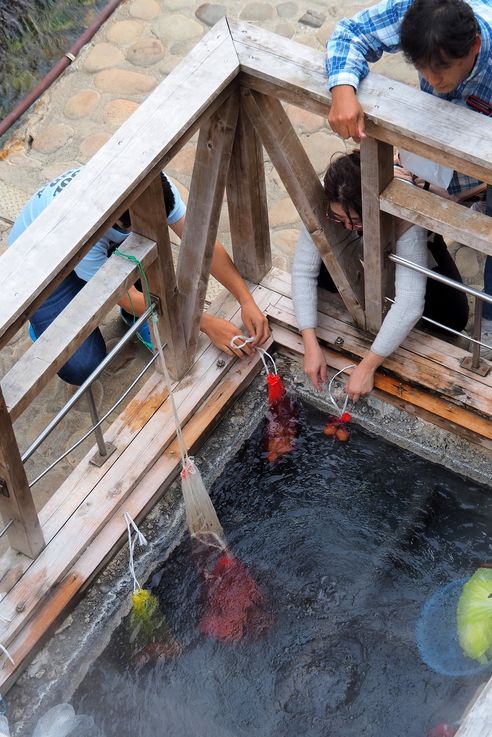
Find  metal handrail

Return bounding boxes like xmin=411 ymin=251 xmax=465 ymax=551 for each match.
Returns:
xmin=388 ymin=253 xmax=492 ymax=368
xmin=29 ymin=349 xmax=162 ymax=487
xmin=388 ymin=254 xmax=492 ymax=305
xmin=22 ymin=306 xmax=155 ymax=465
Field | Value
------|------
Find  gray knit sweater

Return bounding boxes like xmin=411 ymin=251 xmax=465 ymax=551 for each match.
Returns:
xmin=292 ymin=223 xmax=428 ymax=357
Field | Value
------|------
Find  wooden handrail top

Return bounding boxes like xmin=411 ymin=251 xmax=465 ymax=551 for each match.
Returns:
xmin=1 ymin=234 xmax=157 ymax=422
xmin=3 ymin=18 xmax=492 ymax=345
xmin=0 ymin=18 xmax=238 ymax=345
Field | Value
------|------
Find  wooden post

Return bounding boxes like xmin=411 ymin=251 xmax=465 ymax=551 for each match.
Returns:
xmin=0 ymin=388 xmax=44 ymax=557
xmin=226 ymin=105 xmax=271 ymax=282
xmin=130 ymin=177 xmax=190 ymax=379
xmin=241 ymin=87 xmax=365 ymax=326
xmin=176 ymin=91 xmax=240 ymax=358
xmin=360 ymin=137 xmax=394 ymax=333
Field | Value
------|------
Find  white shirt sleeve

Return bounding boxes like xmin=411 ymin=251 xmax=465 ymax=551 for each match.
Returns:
xmin=292 ymin=225 xmax=322 ymax=331
xmin=371 ymin=224 xmax=428 ymax=357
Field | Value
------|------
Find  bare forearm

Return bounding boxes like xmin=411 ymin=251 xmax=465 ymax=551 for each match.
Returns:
xmin=210 ymin=242 xmax=253 ymax=306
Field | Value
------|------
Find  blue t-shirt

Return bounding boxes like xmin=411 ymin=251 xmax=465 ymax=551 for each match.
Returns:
xmin=8 ymin=168 xmax=186 ymax=282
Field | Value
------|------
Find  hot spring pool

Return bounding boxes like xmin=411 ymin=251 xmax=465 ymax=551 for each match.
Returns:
xmin=72 ymin=398 xmax=492 ymax=737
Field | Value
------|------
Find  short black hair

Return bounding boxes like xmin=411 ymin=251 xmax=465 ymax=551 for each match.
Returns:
xmin=119 ymin=172 xmax=176 ymax=229
xmin=400 ymin=0 xmax=479 ymax=68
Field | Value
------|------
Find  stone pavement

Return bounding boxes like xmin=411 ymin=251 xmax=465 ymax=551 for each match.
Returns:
xmin=0 ymin=0 xmax=483 ymax=508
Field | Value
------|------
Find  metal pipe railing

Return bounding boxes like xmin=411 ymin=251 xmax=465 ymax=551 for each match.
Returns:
xmin=388 ymin=254 xmax=492 ymax=305
xmin=388 ymin=252 xmax=492 ymax=367
xmin=21 ymin=306 xmax=153 ymax=464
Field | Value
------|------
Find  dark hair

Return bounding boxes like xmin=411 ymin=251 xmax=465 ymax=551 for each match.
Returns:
xmin=119 ymin=172 xmax=176 ymax=229
xmin=400 ymin=0 xmax=479 ymax=68
xmin=323 ymin=151 xmax=362 ymax=223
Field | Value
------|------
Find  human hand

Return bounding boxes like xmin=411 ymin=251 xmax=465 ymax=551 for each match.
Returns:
xmin=303 ymin=340 xmax=327 ymax=390
xmin=200 ymin=314 xmax=253 ymax=358
xmin=345 ymin=361 xmax=375 ymax=402
xmin=240 ymin=298 xmax=270 ymax=346
xmin=328 ymin=85 xmax=366 ymax=142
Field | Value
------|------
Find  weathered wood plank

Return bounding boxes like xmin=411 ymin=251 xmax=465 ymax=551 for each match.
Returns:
xmin=0 ymin=282 xmax=273 ymax=600
xmin=0 ymin=390 xmax=44 ymax=557
xmin=381 ymin=178 xmax=492 ymax=257
xmin=267 ymin=294 xmax=492 ymax=421
xmin=2 ymin=234 xmax=156 ymax=422
xmin=0 ymin=283 xmax=278 ymax=645
xmin=177 ymin=91 xmax=240 ymax=355
xmin=230 ymin=21 xmax=492 ymax=183
xmin=240 ymin=87 xmax=365 ymax=325
xmin=263 ymin=267 xmax=492 ymax=393
xmin=0 ymin=335 xmax=274 ymax=692
xmin=360 ymin=138 xmax=395 ymax=332
xmin=0 ymin=19 xmax=239 ymax=345
xmin=271 ymin=322 xmax=492 ymax=446
xmin=226 ymin=104 xmax=271 ymax=282
xmin=130 ymin=176 xmax=189 ymax=378
xmin=454 ymin=677 xmax=492 ymax=737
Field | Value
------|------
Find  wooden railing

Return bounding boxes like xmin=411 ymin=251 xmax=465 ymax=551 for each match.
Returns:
xmin=1 ymin=18 xmax=492 ymax=563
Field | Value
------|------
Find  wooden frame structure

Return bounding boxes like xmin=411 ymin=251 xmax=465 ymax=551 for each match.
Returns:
xmin=0 ymin=18 xmax=492 ymax=731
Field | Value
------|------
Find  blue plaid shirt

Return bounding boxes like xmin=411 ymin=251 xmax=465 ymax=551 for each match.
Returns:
xmin=326 ymin=0 xmax=492 ymax=194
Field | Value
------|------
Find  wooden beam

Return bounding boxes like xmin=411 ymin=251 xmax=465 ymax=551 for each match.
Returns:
xmin=270 ymin=322 xmax=492 ymax=448
xmin=360 ymin=137 xmax=395 ymax=332
xmin=266 ymin=291 xmax=492 ymax=422
xmin=226 ymin=104 xmax=271 ymax=282
xmin=0 ymin=389 xmax=44 ymax=557
xmin=0 ymin=18 xmax=239 ymax=346
xmin=230 ymin=21 xmax=492 ymax=185
xmin=240 ymin=86 xmax=365 ymax=325
xmin=381 ymin=178 xmax=492 ymax=257
xmin=130 ymin=177 xmax=189 ymax=379
xmin=0 ymin=335 xmax=275 ymax=692
xmin=177 ymin=91 xmax=240 ymax=356
xmin=1 ymin=234 xmax=157 ymax=422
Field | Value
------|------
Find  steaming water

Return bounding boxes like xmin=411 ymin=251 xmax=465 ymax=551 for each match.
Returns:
xmin=74 ymin=399 xmax=492 ymax=736
xmin=0 ymin=0 xmax=106 ymax=122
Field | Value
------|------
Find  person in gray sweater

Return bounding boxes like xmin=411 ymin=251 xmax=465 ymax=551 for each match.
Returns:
xmin=292 ymin=151 xmax=469 ymax=400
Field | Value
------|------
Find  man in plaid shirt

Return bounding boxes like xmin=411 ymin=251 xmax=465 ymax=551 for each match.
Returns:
xmin=326 ymin=0 xmax=492 ymax=349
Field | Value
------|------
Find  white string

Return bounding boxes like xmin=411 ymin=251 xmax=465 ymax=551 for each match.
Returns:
xmin=0 ymin=644 xmax=14 ymax=666
xmin=327 ymin=365 xmax=356 ymax=417
xmin=124 ymin=512 xmax=147 ymax=592
xmin=149 ymin=316 xmax=190 ymax=470
xmin=230 ymin=335 xmax=278 ymax=374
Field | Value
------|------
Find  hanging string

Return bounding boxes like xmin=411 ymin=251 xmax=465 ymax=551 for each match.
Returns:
xmin=327 ymin=365 xmax=355 ymax=418
xmin=124 ymin=512 xmax=148 ymax=593
xmin=114 ymin=249 xmax=152 ymax=307
xmin=230 ymin=335 xmax=278 ymax=375
xmin=0 ymin=644 xmax=14 ymax=668
xmin=114 ymin=249 xmax=190 ymax=470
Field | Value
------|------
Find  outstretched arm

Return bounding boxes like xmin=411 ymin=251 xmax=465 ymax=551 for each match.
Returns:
xmin=345 ymin=224 xmax=428 ymax=401
xmin=292 ymin=226 xmax=328 ymax=390
xmin=170 ymin=217 xmax=270 ymax=357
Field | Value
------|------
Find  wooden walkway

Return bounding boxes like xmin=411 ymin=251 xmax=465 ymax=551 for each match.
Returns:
xmin=1 ymin=271 xmax=492 ymax=699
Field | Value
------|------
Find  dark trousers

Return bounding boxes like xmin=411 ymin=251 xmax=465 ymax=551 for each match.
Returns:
xmin=318 ymin=232 xmax=469 ymax=332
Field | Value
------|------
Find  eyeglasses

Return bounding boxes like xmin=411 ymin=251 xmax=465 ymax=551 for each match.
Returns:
xmin=325 ymin=211 xmax=363 ymax=230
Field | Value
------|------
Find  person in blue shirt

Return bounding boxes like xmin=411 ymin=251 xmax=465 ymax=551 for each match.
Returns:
xmin=8 ymin=168 xmax=270 ymax=385
xmin=326 ymin=0 xmax=492 ymax=353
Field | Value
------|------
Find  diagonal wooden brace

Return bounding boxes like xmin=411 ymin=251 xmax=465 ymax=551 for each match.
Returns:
xmin=240 ymin=87 xmax=366 ymax=327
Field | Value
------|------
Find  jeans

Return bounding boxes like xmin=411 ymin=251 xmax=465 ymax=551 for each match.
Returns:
xmin=30 ymin=271 xmax=106 ymax=386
